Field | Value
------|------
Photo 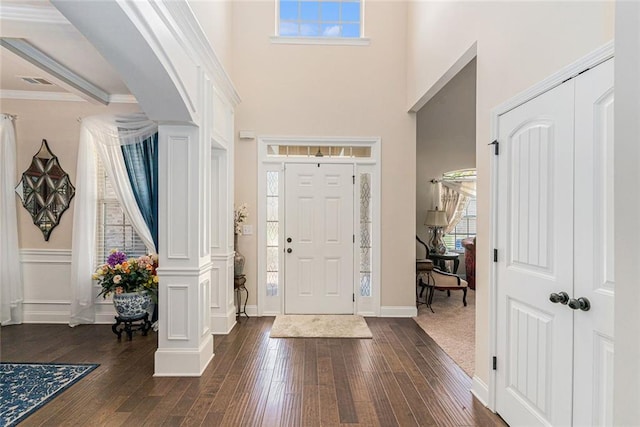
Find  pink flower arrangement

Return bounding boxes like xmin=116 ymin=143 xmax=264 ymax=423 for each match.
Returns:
xmin=94 ymin=249 xmax=159 ymax=300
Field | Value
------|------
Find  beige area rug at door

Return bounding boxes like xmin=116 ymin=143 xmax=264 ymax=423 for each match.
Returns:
xmin=270 ymin=315 xmax=373 ymax=339
xmin=413 ymin=289 xmax=475 ymax=377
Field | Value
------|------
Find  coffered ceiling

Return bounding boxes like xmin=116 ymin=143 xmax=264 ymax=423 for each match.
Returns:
xmin=0 ymin=0 xmax=134 ymax=104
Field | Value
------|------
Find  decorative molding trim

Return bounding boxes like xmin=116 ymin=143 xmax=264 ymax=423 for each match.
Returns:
xmin=109 ymin=94 xmax=138 ymax=104
xmin=491 ymin=40 xmax=614 ymax=117
xmin=23 ymin=310 xmax=69 ymax=324
xmin=167 ymin=284 xmax=190 ymax=340
xmin=0 ymin=3 xmax=69 ymax=25
xmin=154 ymin=335 xmax=214 ymax=377
xmin=210 ymin=305 xmax=237 ymax=334
xmin=357 ymin=311 xmax=377 ymax=317
xmin=152 ymin=1 xmax=240 ymax=106
xmin=261 ymin=310 xmax=281 ymax=317
xmin=211 ymin=253 xmax=234 ymax=261
xmin=166 ymin=134 xmax=191 ymax=260
xmin=260 ymin=135 xmax=379 ymax=147
xmin=23 ymin=299 xmax=70 ymax=305
xmin=200 ymin=279 xmax=211 ymax=337
xmin=379 ymin=306 xmax=417 ymax=318
xmin=120 ymin=1 xmax=198 ymax=115
xmin=471 ymin=375 xmax=490 ymax=407
xmin=20 ymin=248 xmax=71 ymax=263
xmin=270 ymin=36 xmax=371 ymax=46
xmin=409 ymin=41 xmax=477 ymax=113
xmin=0 ymin=38 xmax=110 ymax=105
xmin=1 ymin=90 xmax=82 ymax=102
xmin=157 ymin=264 xmax=213 ymax=277
xmin=0 ymin=90 xmax=137 ymax=104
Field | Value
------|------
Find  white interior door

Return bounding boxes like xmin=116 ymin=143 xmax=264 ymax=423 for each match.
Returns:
xmin=573 ymin=58 xmax=615 ymax=426
xmin=496 ymin=58 xmax=615 ymax=426
xmin=496 ymin=80 xmax=576 ymax=426
xmin=284 ymin=163 xmax=354 ymax=314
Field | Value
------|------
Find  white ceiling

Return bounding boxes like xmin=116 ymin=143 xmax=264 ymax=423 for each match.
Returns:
xmin=0 ymin=0 xmax=132 ymax=101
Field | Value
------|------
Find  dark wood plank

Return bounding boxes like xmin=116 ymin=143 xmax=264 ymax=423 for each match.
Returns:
xmin=0 ymin=317 xmax=506 ymax=427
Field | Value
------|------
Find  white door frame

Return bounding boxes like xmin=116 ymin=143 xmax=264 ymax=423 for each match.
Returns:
xmin=257 ymin=136 xmax=381 ymax=317
xmin=485 ymin=41 xmax=614 ymax=410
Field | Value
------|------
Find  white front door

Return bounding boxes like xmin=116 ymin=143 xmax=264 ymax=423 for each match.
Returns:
xmin=496 ymin=78 xmax=576 ymax=426
xmin=284 ymin=163 xmax=354 ymax=314
xmin=495 ymin=58 xmax=614 ymax=426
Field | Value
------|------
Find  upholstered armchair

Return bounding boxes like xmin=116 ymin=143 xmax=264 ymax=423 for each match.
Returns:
xmin=462 ymin=237 xmax=476 ymax=290
xmin=416 ymin=235 xmax=469 ymax=310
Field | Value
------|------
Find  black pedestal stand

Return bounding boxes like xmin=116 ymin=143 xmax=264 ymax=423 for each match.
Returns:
xmin=112 ymin=313 xmax=152 ymax=340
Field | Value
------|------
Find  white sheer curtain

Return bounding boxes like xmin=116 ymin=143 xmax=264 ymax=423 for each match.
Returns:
xmin=69 ymin=113 xmax=157 ymax=326
xmin=0 ymin=114 xmax=23 ymax=325
xmin=440 ymin=180 xmax=476 ymax=234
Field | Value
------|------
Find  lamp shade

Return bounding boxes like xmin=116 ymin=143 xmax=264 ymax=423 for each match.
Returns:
xmin=424 ymin=209 xmax=448 ymax=227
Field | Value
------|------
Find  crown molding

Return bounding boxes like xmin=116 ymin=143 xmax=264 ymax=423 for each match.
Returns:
xmin=0 ymin=3 xmax=70 ymax=25
xmin=1 ymin=90 xmax=137 ymax=104
xmin=0 ymin=90 xmax=82 ymax=102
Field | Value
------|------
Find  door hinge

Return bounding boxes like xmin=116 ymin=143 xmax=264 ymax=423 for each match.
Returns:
xmin=353 ymin=175 xmax=355 ymax=184
xmin=493 ymin=356 xmax=497 ymax=370
xmin=353 ymin=293 xmax=355 ymax=302
xmin=489 ymin=140 xmax=499 ymax=155
xmin=353 ymin=234 xmax=355 ymax=243
xmin=493 ymin=249 xmax=498 ymax=262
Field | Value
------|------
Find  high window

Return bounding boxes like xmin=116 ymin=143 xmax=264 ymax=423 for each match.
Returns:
xmin=278 ymin=0 xmax=362 ymax=38
xmin=96 ymin=159 xmax=146 ymax=264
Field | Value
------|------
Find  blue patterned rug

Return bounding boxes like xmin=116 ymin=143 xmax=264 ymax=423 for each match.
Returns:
xmin=0 ymin=362 xmax=99 ymax=427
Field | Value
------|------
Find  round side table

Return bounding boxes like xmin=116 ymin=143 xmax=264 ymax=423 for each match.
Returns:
xmin=429 ymin=252 xmax=461 ymax=274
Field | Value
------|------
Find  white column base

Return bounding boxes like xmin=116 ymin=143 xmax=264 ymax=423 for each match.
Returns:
xmin=154 ymin=334 xmax=214 ymax=377
xmin=210 ymin=305 xmax=237 ymax=334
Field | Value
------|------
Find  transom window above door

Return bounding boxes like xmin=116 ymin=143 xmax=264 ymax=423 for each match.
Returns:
xmin=277 ymin=0 xmax=363 ymax=39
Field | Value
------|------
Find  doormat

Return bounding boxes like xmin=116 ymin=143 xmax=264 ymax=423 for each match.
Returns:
xmin=0 ymin=362 xmax=99 ymax=426
xmin=270 ymin=315 xmax=372 ymax=338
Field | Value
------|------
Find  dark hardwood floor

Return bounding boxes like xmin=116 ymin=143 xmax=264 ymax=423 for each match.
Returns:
xmin=1 ymin=317 xmax=506 ymax=426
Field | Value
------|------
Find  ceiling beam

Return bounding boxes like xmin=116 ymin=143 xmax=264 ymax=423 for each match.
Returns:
xmin=0 ymin=37 xmax=110 ymax=105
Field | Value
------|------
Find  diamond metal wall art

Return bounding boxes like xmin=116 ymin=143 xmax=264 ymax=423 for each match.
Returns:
xmin=15 ymin=139 xmax=75 ymax=241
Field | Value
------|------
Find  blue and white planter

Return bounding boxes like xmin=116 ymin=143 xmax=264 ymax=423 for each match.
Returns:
xmin=112 ymin=291 xmax=152 ymax=320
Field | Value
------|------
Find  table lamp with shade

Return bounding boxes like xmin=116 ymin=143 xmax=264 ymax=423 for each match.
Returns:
xmin=424 ymin=208 xmax=448 ymax=255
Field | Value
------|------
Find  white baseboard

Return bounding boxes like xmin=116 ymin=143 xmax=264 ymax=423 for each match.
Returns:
xmin=471 ymin=375 xmax=490 ymax=407
xmin=379 ymin=305 xmax=418 ymax=317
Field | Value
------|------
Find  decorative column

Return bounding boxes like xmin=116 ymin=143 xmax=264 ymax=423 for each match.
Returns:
xmin=209 ymin=145 xmax=236 ymax=333
xmin=155 ymin=124 xmax=213 ymax=376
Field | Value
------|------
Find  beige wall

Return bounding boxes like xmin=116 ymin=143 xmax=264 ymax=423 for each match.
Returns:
xmin=2 ymin=99 xmax=140 ymax=249
xmin=407 ymin=1 xmax=614 ymax=384
xmin=188 ymin=0 xmax=234 ymax=74
xmin=231 ymin=1 xmax=416 ymax=308
xmin=416 ymin=58 xmax=476 ymax=257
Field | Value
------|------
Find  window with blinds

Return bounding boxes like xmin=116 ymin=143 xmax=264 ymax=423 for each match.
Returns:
xmin=96 ymin=158 xmax=146 ymax=265
xmin=443 ymin=198 xmax=476 ymax=253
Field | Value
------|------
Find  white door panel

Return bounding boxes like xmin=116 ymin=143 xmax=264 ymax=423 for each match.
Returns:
xmin=284 ymin=163 xmax=354 ymax=314
xmin=573 ymin=58 xmax=615 ymax=427
xmin=496 ymin=58 xmax=615 ymax=427
xmin=496 ymin=80 xmax=575 ymax=426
